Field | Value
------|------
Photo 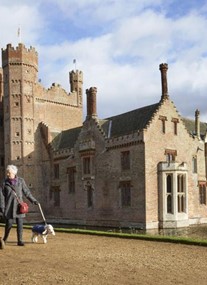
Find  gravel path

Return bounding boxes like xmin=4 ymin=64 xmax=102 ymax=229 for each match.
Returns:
xmin=0 ymin=228 xmax=207 ymax=285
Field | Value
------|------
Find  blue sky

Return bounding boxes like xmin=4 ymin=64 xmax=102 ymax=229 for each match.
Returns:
xmin=1 ymin=0 xmax=207 ymax=121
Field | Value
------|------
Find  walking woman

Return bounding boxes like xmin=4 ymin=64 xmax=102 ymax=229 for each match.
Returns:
xmin=0 ymin=165 xmax=38 ymax=246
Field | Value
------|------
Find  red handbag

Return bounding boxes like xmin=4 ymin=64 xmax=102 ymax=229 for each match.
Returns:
xmin=11 ymin=186 xmax=29 ymax=214
xmin=18 ymin=202 xmax=29 ymax=214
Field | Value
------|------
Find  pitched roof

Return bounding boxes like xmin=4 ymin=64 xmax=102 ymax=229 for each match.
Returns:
xmin=51 ymin=126 xmax=82 ymax=150
xmin=99 ymin=103 xmax=160 ymax=138
xmin=52 ymin=102 xmax=207 ymax=151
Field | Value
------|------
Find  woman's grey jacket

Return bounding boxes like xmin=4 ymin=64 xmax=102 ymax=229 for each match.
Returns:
xmin=0 ymin=177 xmax=37 ymax=219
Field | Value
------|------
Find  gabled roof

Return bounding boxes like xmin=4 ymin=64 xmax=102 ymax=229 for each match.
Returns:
xmin=51 ymin=102 xmax=207 ymax=152
xmin=99 ymin=103 xmax=160 ymax=138
xmin=51 ymin=126 xmax=82 ymax=151
xmin=52 ymin=102 xmax=161 ymax=151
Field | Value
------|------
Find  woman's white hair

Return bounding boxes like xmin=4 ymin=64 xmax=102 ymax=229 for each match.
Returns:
xmin=6 ymin=165 xmax=18 ymax=175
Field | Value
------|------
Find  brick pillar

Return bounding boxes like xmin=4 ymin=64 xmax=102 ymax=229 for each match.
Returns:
xmin=195 ymin=109 xmax=200 ymax=139
xmin=159 ymin=63 xmax=169 ymax=100
xmin=86 ymin=87 xmax=97 ymax=119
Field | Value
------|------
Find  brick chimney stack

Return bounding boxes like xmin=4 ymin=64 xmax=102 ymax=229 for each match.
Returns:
xmin=195 ymin=109 xmax=200 ymax=139
xmin=86 ymin=87 xmax=97 ymax=119
xmin=159 ymin=63 xmax=169 ymax=100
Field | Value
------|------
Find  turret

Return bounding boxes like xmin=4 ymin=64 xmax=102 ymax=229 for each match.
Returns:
xmin=69 ymin=70 xmax=83 ymax=106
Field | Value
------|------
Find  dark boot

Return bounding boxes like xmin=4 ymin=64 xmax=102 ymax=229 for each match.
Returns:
xmin=16 ymin=218 xmax=24 ymax=246
xmin=3 ymin=219 xmax=13 ymax=242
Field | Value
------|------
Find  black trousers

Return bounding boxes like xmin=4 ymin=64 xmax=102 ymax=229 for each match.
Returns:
xmin=3 ymin=218 xmax=23 ymax=242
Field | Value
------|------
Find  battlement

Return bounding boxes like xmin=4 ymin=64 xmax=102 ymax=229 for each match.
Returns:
xmin=2 ymin=43 xmax=38 ymax=70
xmin=70 ymin=70 xmax=83 ymax=78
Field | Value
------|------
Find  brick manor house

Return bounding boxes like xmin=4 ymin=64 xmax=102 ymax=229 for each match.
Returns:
xmin=0 ymin=42 xmax=207 ymax=229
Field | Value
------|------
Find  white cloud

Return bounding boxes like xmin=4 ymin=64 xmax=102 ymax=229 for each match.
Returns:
xmin=0 ymin=0 xmax=207 ymax=121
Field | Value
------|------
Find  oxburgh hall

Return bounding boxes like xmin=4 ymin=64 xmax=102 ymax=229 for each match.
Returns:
xmin=0 ymin=42 xmax=207 ymax=230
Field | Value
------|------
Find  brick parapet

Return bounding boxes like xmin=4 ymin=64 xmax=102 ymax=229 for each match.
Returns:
xmin=2 ymin=43 xmax=38 ymax=70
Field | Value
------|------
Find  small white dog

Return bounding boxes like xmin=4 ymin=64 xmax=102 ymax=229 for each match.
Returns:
xmin=31 ymin=224 xmax=55 ymax=244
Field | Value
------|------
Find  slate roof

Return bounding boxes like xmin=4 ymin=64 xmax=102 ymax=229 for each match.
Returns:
xmin=51 ymin=126 xmax=82 ymax=151
xmin=99 ymin=103 xmax=160 ymax=138
xmin=52 ymin=103 xmax=161 ymax=150
xmin=51 ymin=103 xmax=207 ymax=151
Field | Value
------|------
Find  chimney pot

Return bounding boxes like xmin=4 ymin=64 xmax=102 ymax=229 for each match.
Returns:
xmin=86 ymin=87 xmax=97 ymax=119
xmin=159 ymin=63 xmax=169 ymax=100
xmin=195 ymin=109 xmax=200 ymax=139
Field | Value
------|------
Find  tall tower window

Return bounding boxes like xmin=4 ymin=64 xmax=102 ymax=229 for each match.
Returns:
xmin=120 ymin=181 xmax=131 ymax=207
xmin=87 ymin=186 xmax=93 ymax=208
xmin=83 ymin=157 xmax=91 ymax=175
xmin=121 ymin=151 xmax=130 ymax=170
xmin=54 ymin=189 xmax=60 ymax=207
xmin=199 ymin=182 xmax=206 ymax=205
xmin=67 ymin=167 xmax=76 ymax=193
xmin=84 ymin=181 xmax=93 ymax=208
xmin=54 ymin=164 xmax=59 ymax=179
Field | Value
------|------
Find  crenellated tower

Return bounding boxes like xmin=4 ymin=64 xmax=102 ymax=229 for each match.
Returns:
xmin=69 ymin=70 xmax=83 ymax=106
xmin=2 ymin=43 xmax=38 ymax=182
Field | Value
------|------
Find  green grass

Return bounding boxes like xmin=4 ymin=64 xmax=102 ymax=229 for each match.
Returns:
xmin=1 ymin=223 xmax=207 ymax=247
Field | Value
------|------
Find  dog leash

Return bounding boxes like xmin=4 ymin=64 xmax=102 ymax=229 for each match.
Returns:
xmin=38 ymin=203 xmax=47 ymax=225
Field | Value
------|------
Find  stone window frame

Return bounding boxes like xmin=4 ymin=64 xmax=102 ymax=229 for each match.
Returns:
xmin=82 ymin=156 xmax=91 ymax=175
xmin=120 ymin=181 xmax=131 ymax=208
xmin=171 ymin=118 xmax=179 ymax=135
xmin=199 ymin=181 xmax=206 ymax=205
xmin=166 ymin=174 xmax=173 ymax=214
xmin=121 ymin=150 xmax=130 ymax=171
xmin=54 ymin=163 xmax=59 ymax=180
xmin=177 ymin=174 xmax=186 ymax=213
xmin=159 ymin=115 xmax=167 ymax=134
xmin=165 ymin=149 xmax=177 ymax=163
xmin=67 ymin=167 xmax=76 ymax=193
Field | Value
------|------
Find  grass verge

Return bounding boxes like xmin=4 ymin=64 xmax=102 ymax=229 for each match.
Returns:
xmin=1 ymin=223 xmax=207 ymax=247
